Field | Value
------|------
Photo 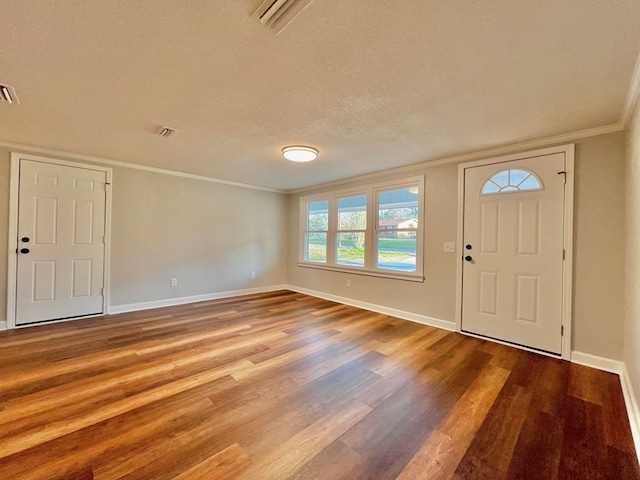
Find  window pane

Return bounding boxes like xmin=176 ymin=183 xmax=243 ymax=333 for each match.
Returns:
xmin=481 ymin=169 xmax=542 ymax=194
xmin=378 ymin=188 xmax=419 ymax=227
xmin=338 ymin=194 xmax=367 ymax=230
xmin=336 ymin=232 xmax=365 ymax=267
xmin=481 ymin=181 xmax=500 ymax=194
xmin=519 ymin=175 xmax=541 ymax=190
xmin=509 ymin=169 xmax=529 ymax=185
xmin=376 ymin=234 xmax=416 ymax=272
xmin=490 ymin=171 xmax=509 ymax=188
xmin=307 ymin=200 xmax=328 ymax=231
xmin=305 ymin=232 xmax=327 ymax=263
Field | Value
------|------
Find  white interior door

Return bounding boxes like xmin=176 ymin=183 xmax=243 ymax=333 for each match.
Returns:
xmin=16 ymin=159 xmax=107 ymax=325
xmin=461 ymin=153 xmax=565 ymax=354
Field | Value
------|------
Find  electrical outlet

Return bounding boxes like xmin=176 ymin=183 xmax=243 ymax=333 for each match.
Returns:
xmin=251 ymin=271 xmax=256 ymax=279
xmin=443 ymin=242 xmax=455 ymax=253
xmin=170 ymin=278 xmax=178 ymax=287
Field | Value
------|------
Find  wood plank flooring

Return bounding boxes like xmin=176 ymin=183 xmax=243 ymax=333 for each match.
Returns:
xmin=0 ymin=290 xmax=638 ymax=479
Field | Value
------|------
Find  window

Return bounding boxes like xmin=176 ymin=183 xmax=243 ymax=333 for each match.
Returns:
xmin=376 ymin=187 xmax=419 ymax=272
xmin=336 ymin=194 xmax=367 ymax=267
xmin=303 ymin=200 xmax=328 ymax=263
xmin=481 ymin=169 xmax=542 ymax=195
xmin=299 ymin=177 xmax=424 ymax=281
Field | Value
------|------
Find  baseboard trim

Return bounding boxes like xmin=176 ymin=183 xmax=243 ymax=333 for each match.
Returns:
xmin=570 ymin=351 xmax=624 ymax=374
xmin=0 ymin=320 xmax=7 ymax=331
xmin=108 ymin=285 xmax=289 ymax=314
xmin=285 ymin=284 xmax=455 ymax=331
xmin=621 ymin=364 xmax=640 ymax=463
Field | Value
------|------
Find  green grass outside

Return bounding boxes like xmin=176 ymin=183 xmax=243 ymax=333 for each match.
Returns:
xmin=308 ymin=237 xmax=415 ymax=249
xmin=307 ymin=245 xmax=413 ymax=262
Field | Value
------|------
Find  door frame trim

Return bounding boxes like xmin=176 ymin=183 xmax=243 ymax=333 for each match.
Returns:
xmin=6 ymin=153 xmax=113 ymax=329
xmin=454 ymin=144 xmax=575 ymax=360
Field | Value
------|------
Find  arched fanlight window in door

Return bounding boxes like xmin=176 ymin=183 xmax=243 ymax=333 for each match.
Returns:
xmin=480 ymin=168 xmax=543 ymax=195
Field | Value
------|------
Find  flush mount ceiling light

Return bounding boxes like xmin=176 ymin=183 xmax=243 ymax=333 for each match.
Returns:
xmin=282 ymin=145 xmax=318 ymax=162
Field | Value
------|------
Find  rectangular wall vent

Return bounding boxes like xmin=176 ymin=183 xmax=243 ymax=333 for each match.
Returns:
xmin=0 ymin=84 xmax=19 ymax=104
xmin=254 ymin=0 xmax=313 ymax=34
xmin=156 ymin=126 xmax=179 ymax=138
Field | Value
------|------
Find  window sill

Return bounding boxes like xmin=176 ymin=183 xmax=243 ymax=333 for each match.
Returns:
xmin=297 ymin=261 xmax=424 ymax=282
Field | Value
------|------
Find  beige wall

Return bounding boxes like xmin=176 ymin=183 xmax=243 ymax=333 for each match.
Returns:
xmin=0 ymin=148 xmax=289 ymax=322
xmin=287 ymin=162 xmax=459 ymax=324
xmin=625 ymin=100 xmax=640 ymax=405
xmin=288 ymin=132 xmax=627 ymax=359
xmin=110 ymin=167 xmax=288 ymax=307
xmin=572 ymin=132 xmax=626 ymax=358
xmin=0 ymin=133 xmax=629 ymax=362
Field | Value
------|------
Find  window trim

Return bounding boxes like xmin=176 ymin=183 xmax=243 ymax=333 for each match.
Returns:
xmin=298 ymin=176 xmax=425 ymax=282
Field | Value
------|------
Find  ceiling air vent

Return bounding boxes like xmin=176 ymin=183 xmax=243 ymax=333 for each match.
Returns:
xmin=0 ymin=84 xmax=19 ymax=104
xmin=156 ymin=126 xmax=179 ymax=138
xmin=254 ymin=0 xmax=313 ymax=34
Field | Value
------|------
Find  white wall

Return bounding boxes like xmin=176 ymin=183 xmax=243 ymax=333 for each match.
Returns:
xmin=288 ymin=132 xmax=627 ymax=360
xmin=0 ymin=148 xmax=289 ymax=322
xmin=625 ymin=99 xmax=640 ymax=407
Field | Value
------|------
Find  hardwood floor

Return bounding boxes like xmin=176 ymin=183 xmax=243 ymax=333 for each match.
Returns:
xmin=0 ymin=290 xmax=638 ymax=480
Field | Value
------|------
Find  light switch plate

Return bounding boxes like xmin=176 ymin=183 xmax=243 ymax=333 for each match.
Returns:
xmin=443 ymin=242 xmax=455 ymax=253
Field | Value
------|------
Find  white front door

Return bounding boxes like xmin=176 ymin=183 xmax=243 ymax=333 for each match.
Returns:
xmin=461 ymin=153 xmax=566 ymax=354
xmin=15 ymin=159 xmax=107 ymax=325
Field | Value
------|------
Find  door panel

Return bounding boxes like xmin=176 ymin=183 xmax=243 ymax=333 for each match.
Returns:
xmin=478 ymin=271 xmax=499 ymax=316
xmin=515 ymin=198 xmax=541 ymax=256
xmin=33 ymin=261 xmax=56 ymax=301
xmin=462 ymin=153 xmax=565 ymax=354
xmin=72 ymin=259 xmax=93 ymax=298
xmin=73 ymin=199 xmax=95 ymax=245
xmin=34 ymin=196 xmax=58 ymax=244
xmin=515 ymin=274 xmax=540 ymax=324
xmin=480 ymin=202 xmax=500 ymax=254
xmin=16 ymin=159 xmax=106 ymax=325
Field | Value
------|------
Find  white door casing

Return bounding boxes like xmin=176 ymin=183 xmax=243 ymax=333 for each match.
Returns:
xmin=456 ymin=145 xmax=574 ymax=358
xmin=7 ymin=154 xmax=112 ymax=327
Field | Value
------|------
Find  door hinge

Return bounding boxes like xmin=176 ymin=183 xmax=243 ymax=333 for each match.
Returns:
xmin=561 ymin=325 xmax=564 ymax=336
xmin=563 ymin=249 xmax=565 ymax=260
xmin=557 ymin=171 xmax=567 ymax=184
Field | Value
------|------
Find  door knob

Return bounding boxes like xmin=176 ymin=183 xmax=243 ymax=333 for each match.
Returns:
xmin=20 ymin=248 xmax=30 ymax=254
xmin=21 ymin=237 xmax=30 ymax=243
xmin=464 ymin=255 xmax=473 ymax=262
xmin=465 ymin=244 xmax=472 ymax=250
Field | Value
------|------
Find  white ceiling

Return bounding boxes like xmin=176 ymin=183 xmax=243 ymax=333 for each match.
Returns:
xmin=1 ymin=0 xmax=639 ymax=191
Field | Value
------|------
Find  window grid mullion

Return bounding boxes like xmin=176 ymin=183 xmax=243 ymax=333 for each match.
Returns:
xmin=327 ymin=196 xmax=337 ymax=265
xmin=370 ymin=186 xmax=379 ymax=270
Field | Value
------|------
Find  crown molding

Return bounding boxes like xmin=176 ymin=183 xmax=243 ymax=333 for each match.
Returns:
xmin=287 ymin=122 xmax=624 ymax=194
xmin=0 ymin=118 xmax=627 ymax=197
xmin=622 ymin=49 xmax=640 ymax=128
xmin=0 ymin=141 xmax=285 ymax=194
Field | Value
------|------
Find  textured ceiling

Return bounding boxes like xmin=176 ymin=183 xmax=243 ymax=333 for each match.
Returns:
xmin=1 ymin=0 xmax=639 ymax=191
